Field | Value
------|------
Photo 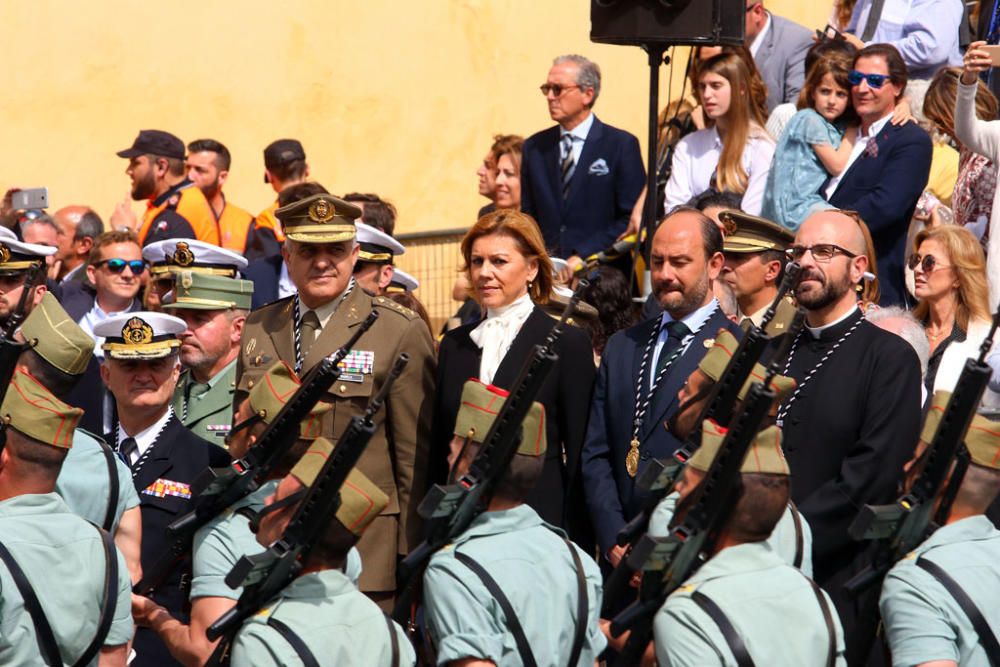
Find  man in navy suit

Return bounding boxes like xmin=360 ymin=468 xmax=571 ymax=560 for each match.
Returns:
xmin=582 ymin=208 xmax=741 ymax=569
xmin=827 ymin=44 xmax=932 ymax=307
xmin=521 ymin=54 xmax=644 ymax=272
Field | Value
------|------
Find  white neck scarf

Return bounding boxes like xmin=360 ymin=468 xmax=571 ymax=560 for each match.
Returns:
xmin=469 ymin=292 xmax=534 ymax=385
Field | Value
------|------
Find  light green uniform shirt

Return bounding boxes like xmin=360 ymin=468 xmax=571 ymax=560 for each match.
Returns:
xmin=880 ymin=515 xmax=1000 ymax=667
xmin=172 ymin=360 xmax=237 ymax=446
xmin=654 ymin=541 xmax=846 ymax=667
xmin=0 ymin=493 xmax=133 ymax=665
xmin=230 ymin=568 xmax=414 ymax=667
xmin=55 ymin=429 xmax=139 ymax=532
xmin=648 ymin=491 xmax=814 ymax=576
xmin=423 ymin=504 xmax=606 ymax=667
xmin=192 ymin=480 xmax=362 ymax=600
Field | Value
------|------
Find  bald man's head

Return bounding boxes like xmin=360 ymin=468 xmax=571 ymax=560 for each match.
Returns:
xmin=793 ymin=209 xmax=868 ymax=314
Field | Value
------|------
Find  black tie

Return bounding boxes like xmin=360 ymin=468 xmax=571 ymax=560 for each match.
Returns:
xmin=656 ymin=320 xmax=691 ymax=376
xmin=119 ymin=437 xmax=138 ymax=468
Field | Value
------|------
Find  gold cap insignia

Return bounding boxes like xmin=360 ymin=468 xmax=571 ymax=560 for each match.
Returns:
xmin=122 ymin=317 xmax=154 ymax=345
xmin=172 ymin=242 xmax=195 ymax=267
xmin=0 ymin=244 xmax=11 ymax=264
xmin=720 ymin=216 xmax=738 ymax=236
xmin=308 ymin=199 xmax=335 ymax=223
xmin=181 ymin=271 xmax=193 ymax=293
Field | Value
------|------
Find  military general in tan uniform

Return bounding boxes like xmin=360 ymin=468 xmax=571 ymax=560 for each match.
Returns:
xmin=234 ymin=193 xmax=435 ymax=607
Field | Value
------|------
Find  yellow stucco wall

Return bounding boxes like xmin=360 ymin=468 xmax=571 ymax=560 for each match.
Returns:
xmin=0 ymin=1 xmax=832 ymax=234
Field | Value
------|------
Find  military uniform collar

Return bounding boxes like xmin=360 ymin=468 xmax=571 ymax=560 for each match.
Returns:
xmin=453 ymin=504 xmax=547 ymax=546
xmin=0 ymin=492 xmax=71 ymax=517
xmin=151 ymin=178 xmax=196 ymax=208
xmin=915 ymin=515 xmax=999 ymax=556
xmin=278 ymin=568 xmax=356 ymax=601
xmin=681 ymin=541 xmax=785 ymax=588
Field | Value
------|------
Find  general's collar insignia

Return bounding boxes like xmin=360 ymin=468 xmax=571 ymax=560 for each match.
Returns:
xmin=123 ymin=317 xmax=154 ymax=345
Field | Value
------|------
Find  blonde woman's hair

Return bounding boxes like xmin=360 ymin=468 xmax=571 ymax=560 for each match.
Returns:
xmin=912 ymin=225 xmax=992 ymax=331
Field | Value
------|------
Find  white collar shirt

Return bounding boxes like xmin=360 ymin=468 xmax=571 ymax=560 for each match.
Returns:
xmin=560 ymin=111 xmax=595 ymax=166
xmin=650 ymin=298 xmax=719 ymax=390
xmin=824 ymin=111 xmax=893 ymax=199
xmin=749 ymin=12 xmax=772 ymax=59
xmin=117 ymin=407 xmax=174 ymax=465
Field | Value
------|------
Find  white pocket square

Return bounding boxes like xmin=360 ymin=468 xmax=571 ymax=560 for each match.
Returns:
xmin=588 ymin=159 xmax=610 ymax=176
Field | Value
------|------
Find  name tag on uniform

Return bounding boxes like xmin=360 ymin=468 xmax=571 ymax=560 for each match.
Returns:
xmin=338 ymin=350 xmax=374 ymax=376
xmin=207 ymin=424 xmax=232 ymax=437
xmin=142 ymin=478 xmax=192 ymax=499
xmin=339 ymin=373 xmax=364 ymax=383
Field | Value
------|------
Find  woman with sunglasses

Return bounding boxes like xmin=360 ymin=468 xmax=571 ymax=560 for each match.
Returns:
xmin=662 ymin=53 xmax=775 ymax=217
xmin=910 ymin=225 xmax=999 ymax=408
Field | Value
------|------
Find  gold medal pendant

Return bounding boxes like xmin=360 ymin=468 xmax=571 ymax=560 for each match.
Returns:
xmin=626 ymin=438 xmax=640 ymax=477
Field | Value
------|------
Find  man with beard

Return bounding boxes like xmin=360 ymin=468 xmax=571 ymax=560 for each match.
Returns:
xmin=186 ymin=139 xmax=255 ymax=254
xmin=113 ymin=130 xmax=219 ymax=247
xmin=779 ymin=208 xmax=921 ymax=663
xmin=582 ymin=207 xmax=741 ymax=572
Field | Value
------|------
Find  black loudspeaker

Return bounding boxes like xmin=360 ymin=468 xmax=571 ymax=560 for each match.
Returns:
xmin=591 ymin=0 xmax=745 ymax=47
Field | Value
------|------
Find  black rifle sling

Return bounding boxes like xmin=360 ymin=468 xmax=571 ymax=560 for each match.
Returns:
xmin=98 ymin=439 xmax=120 ymax=531
xmin=690 ymin=590 xmax=755 ymax=667
xmin=266 ymin=615 xmax=320 ymax=667
xmin=384 ymin=612 xmax=401 ymax=667
xmin=73 ymin=526 xmax=119 ymax=667
xmin=789 ymin=502 xmax=804 ymax=570
xmin=917 ymin=557 xmax=1000 ymax=666
xmin=0 ymin=540 xmax=62 ymax=666
xmin=801 ymin=574 xmax=837 ymax=667
xmin=564 ymin=538 xmax=588 ymax=667
xmin=453 ymin=551 xmax=539 ymax=667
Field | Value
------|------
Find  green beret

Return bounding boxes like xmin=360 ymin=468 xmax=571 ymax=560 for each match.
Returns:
xmin=1 ymin=369 xmax=82 ymax=448
xmin=719 ymin=210 xmax=795 ymax=253
xmin=453 ymin=379 xmax=546 ymax=456
xmin=163 ymin=271 xmax=254 ymax=311
xmin=276 ymin=194 xmax=360 ymax=244
xmin=922 ymin=391 xmax=1000 ymax=470
xmin=688 ymin=419 xmax=789 ymax=475
xmin=20 ymin=292 xmax=94 ymax=375
xmin=290 ymin=437 xmax=388 ymax=537
xmin=248 ymin=361 xmax=332 ymax=439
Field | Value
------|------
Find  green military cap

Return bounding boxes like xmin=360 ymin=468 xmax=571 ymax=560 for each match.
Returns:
xmin=453 ymin=379 xmax=546 ymax=456
xmin=542 ymin=287 xmax=599 ymax=325
xmin=20 ymin=292 xmax=94 ymax=375
xmin=697 ymin=331 xmax=797 ymax=403
xmin=162 ymin=271 xmax=255 ymax=311
xmin=276 ymin=194 xmax=361 ymax=244
xmin=922 ymin=391 xmax=1000 ymax=470
xmin=248 ymin=361 xmax=332 ymax=439
xmin=1 ymin=369 xmax=82 ymax=448
xmin=688 ymin=419 xmax=789 ymax=475
xmin=290 ymin=437 xmax=389 ymax=537
xmin=719 ymin=210 xmax=795 ymax=254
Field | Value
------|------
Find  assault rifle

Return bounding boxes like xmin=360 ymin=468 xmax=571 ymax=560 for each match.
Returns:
xmin=602 ymin=265 xmax=802 ymax=609
xmin=206 ymin=353 xmax=409 ymax=645
xmin=392 ymin=280 xmax=588 ymax=624
xmin=133 ymin=310 xmax=378 ymax=595
xmin=0 ymin=261 xmax=46 ymax=449
xmin=844 ymin=303 xmax=1000 ymax=596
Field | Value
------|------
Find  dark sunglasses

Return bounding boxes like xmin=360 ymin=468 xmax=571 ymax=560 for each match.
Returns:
xmin=539 ymin=83 xmax=580 ymax=97
xmin=907 ymin=253 xmax=951 ymax=273
xmin=847 ymin=70 xmax=891 ymax=89
xmin=95 ymin=258 xmax=146 ymax=274
xmin=785 ymin=243 xmax=858 ymax=263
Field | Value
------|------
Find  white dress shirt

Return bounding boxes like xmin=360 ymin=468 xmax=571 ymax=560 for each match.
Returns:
xmin=650 ymin=298 xmax=719 ymax=390
xmin=662 ymin=127 xmax=775 ymax=216
xmin=561 ymin=111 xmax=595 ymax=167
xmin=848 ymin=0 xmax=962 ymax=79
xmin=824 ymin=111 xmax=893 ymax=199
xmin=748 ymin=12 xmax=772 ymax=59
xmin=117 ymin=407 xmax=174 ymax=465
xmin=469 ymin=292 xmax=534 ymax=385
xmin=278 ymin=261 xmax=297 ymax=299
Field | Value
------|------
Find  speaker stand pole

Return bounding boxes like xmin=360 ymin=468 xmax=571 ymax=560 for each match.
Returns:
xmin=640 ymin=43 xmax=668 ymax=299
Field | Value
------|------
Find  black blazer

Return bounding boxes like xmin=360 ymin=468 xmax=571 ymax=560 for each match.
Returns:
xmin=431 ymin=307 xmax=596 ymax=544
xmin=110 ymin=415 xmax=230 ymax=667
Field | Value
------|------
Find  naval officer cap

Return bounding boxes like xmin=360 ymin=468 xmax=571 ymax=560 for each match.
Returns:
xmin=0 ymin=226 xmax=56 ymax=271
xmin=247 ymin=361 xmax=332 ymax=439
xmin=143 ymin=239 xmax=248 ymax=278
xmin=95 ymin=312 xmax=185 ymax=360
xmin=163 ymin=271 xmax=255 ymax=312
xmin=922 ymin=391 xmax=1000 ymax=470
xmin=20 ymin=292 xmax=94 ymax=376
xmin=356 ymin=221 xmax=405 ymax=265
xmin=276 ymin=193 xmax=362 ymax=244
xmin=387 ymin=267 xmax=419 ymax=293
xmin=291 ymin=437 xmax=389 ymax=537
xmin=688 ymin=419 xmax=790 ymax=476
xmin=453 ymin=379 xmax=546 ymax=456
xmin=719 ymin=210 xmax=795 ymax=254
xmin=1 ymin=369 xmax=82 ymax=449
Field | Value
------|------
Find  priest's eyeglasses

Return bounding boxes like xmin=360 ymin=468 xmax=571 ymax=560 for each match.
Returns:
xmin=785 ymin=244 xmax=858 ymax=263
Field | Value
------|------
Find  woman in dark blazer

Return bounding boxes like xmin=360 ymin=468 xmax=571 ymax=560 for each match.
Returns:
xmin=431 ymin=209 xmax=596 ymax=545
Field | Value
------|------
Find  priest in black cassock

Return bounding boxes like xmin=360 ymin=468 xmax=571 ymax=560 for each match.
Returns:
xmin=777 ymin=210 xmax=922 ymax=664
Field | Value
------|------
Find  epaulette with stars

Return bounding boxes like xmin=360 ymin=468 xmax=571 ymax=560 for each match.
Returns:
xmin=372 ymin=295 xmax=418 ymax=320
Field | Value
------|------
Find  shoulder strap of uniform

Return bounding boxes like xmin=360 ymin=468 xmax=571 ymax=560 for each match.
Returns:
xmin=453 ymin=550 xmax=539 ymax=667
xmin=564 ymin=538 xmax=589 ymax=667
xmin=98 ymin=439 xmax=120 ymax=531
xmin=788 ymin=502 xmax=804 ymax=570
xmin=917 ymin=556 xmax=1000 ymax=666
xmin=690 ymin=589 xmax=755 ymax=667
xmin=72 ymin=526 xmax=119 ymax=667
xmin=0 ymin=540 xmax=63 ymax=666
xmin=800 ymin=573 xmax=837 ymax=667
xmin=383 ymin=612 xmax=400 ymax=667
xmin=266 ymin=615 xmax=321 ymax=667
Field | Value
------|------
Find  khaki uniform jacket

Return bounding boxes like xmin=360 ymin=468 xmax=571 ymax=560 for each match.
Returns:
xmin=235 ymin=287 xmax=436 ymax=591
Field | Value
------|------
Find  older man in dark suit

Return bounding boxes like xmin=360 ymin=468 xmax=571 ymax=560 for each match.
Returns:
xmin=745 ymin=1 xmax=814 ymax=113
xmin=582 ymin=207 xmax=741 ymax=570
xmin=827 ymin=44 xmax=932 ymax=306
xmin=521 ymin=54 xmax=644 ymax=273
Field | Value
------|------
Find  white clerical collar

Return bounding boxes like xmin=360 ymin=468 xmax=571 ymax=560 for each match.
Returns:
xmin=661 ymin=298 xmax=719 ymax=333
xmin=806 ymin=306 xmax=860 ymax=339
xmin=749 ymin=11 xmax=771 ymax=58
xmin=561 ymin=111 xmax=595 ymax=143
xmin=118 ymin=406 xmax=174 ymax=463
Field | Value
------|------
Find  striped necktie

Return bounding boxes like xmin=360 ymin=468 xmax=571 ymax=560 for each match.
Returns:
xmin=560 ymin=133 xmax=575 ymax=199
